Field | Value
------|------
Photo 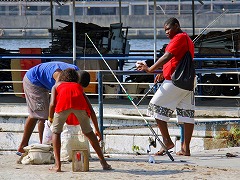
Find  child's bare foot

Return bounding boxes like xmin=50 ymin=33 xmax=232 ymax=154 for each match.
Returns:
xmin=100 ymin=160 xmax=113 ymax=170
xmin=155 ymin=142 xmax=174 ymax=156
xmin=49 ymin=166 xmax=61 ymax=172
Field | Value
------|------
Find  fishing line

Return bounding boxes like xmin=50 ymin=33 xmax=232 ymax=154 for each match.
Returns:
xmin=23 ymin=0 xmax=29 ymax=29
xmin=85 ymin=33 xmax=174 ymax=161
xmin=193 ymin=9 xmax=228 ymax=43
xmin=231 ymin=30 xmax=240 ymax=107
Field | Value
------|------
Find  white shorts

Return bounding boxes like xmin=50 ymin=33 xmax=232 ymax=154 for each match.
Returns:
xmin=147 ymin=80 xmax=195 ymax=124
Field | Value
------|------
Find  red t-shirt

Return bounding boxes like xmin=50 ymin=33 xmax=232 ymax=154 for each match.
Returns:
xmin=163 ymin=32 xmax=194 ymax=80
xmin=66 ymin=113 xmax=80 ymax=125
xmin=55 ymin=82 xmax=91 ymax=117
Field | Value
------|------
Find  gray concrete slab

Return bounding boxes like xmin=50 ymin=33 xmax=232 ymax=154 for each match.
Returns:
xmin=1 ymin=94 xmax=239 ymax=120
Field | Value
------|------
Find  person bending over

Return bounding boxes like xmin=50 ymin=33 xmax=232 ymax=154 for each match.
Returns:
xmin=17 ymin=61 xmax=81 ymax=155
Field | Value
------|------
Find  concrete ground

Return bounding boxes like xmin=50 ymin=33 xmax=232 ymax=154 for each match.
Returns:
xmin=0 ymin=147 xmax=239 ymax=180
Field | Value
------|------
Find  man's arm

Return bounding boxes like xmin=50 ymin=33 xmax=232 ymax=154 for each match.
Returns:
xmin=53 ymin=69 xmax=62 ymax=82
xmin=137 ymin=52 xmax=173 ymax=73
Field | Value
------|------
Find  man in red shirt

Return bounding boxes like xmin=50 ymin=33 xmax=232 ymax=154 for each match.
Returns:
xmin=137 ymin=17 xmax=195 ymax=156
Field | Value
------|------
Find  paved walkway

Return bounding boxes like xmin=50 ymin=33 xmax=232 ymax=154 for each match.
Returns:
xmin=0 ymin=147 xmax=239 ymax=180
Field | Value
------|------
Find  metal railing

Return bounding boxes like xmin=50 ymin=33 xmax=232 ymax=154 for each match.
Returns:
xmin=0 ymin=55 xmax=240 ymax=146
xmin=0 ymin=55 xmax=240 ymax=98
xmin=0 ymin=0 xmax=239 ymax=16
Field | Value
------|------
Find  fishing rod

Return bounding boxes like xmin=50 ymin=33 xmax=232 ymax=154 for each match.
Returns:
xmin=85 ymin=33 xmax=174 ymax=162
xmin=136 ymin=81 xmax=159 ymax=106
xmin=193 ymin=9 xmax=229 ymax=43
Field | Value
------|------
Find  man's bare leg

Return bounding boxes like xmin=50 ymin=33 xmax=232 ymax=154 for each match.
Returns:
xmin=155 ymin=119 xmax=174 ymax=155
xmin=17 ymin=116 xmax=37 ymax=153
xmin=38 ymin=119 xmax=45 ymax=143
xmin=176 ymin=123 xmax=194 ymax=156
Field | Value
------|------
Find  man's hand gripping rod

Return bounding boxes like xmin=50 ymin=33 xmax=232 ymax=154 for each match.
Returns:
xmin=85 ymin=33 xmax=174 ymax=161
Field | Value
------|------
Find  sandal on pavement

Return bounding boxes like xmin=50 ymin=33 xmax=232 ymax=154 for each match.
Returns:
xmin=155 ymin=149 xmax=173 ymax=156
xmin=16 ymin=151 xmax=22 ymax=156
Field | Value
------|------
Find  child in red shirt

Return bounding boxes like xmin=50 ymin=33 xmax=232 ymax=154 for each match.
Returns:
xmin=49 ymin=68 xmax=112 ymax=172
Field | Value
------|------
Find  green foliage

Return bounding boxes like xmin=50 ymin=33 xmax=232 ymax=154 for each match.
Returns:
xmin=216 ymin=126 xmax=240 ymax=147
xmin=132 ymin=145 xmax=140 ymax=152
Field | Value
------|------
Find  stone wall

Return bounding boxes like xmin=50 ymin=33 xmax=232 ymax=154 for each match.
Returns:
xmin=0 ymin=114 xmax=231 ymax=155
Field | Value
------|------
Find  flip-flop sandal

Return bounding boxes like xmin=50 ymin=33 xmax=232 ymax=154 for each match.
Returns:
xmin=155 ymin=150 xmax=173 ymax=156
xmin=162 ymin=150 xmax=173 ymax=155
xmin=155 ymin=150 xmax=165 ymax=156
xmin=16 ymin=152 xmax=22 ymax=156
xmin=226 ymin=153 xmax=238 ymax=157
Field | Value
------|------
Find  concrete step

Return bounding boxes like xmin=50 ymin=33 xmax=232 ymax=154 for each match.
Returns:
xmin=0 ymin=102 xmax=238 ymax=154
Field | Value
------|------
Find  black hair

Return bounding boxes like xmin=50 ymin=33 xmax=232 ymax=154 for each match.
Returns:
xmin=78 ymin=70 xmax=90 ymax=88
xmin=164 ymin=17 xmax=180 ymax=27
xmin=58 ymin=68 xmax=79 ymax=83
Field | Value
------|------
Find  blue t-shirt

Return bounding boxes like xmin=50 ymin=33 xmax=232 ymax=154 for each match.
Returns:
xmin=26 ymin=61 xmax=79 ymax=90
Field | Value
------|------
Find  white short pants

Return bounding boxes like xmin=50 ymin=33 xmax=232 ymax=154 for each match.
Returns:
xmin=147 ymin=80 xmax=195 ymax=124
